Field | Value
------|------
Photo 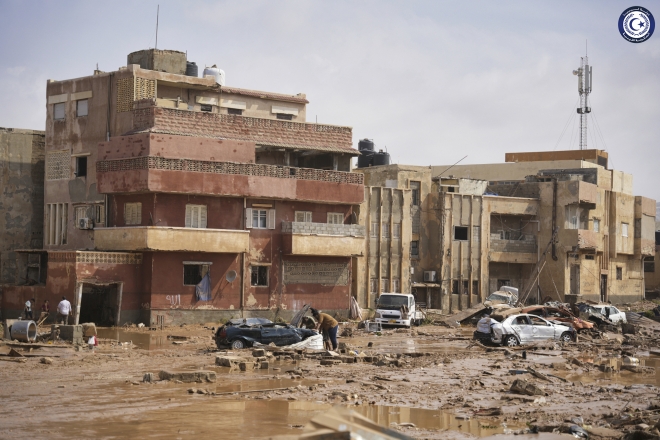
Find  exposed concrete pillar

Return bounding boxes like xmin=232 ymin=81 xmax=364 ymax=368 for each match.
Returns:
xmin=116 ymin=282 xmax=123 ymax=326
xmin=74 ymin=282 xmax=83 ymax=325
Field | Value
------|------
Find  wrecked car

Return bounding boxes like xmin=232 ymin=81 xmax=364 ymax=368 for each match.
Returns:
xmin=575 ymin=303 xmax=616 ymax=326
xmin=484 ymin=287 xmax=519 ymax=307
xmin=589 ymin=304 xmax=627 ymax=324
xmin=214 ymin=317 xmax=318 ymax=349
xmin=522 ymin=305 xmax=595 ymax=331
xmin=491 ymin=313 xmax=576 ymax=346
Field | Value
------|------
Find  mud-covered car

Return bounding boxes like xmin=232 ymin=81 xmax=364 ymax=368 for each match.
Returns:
xmin=522 ymin=305 xmax=595 ymax=331
xmin=214 ymin=317 xmax=318 ymax=350
xmin=491 ymin=313 xmax=576 ymax=346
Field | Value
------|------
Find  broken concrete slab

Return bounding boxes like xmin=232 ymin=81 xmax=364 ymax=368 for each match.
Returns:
xmin=510 ymin=379 xmax=547 ymax=396
xmin=215 ymin=355 xmax=247 ymax=368
xmin=158 ymin=371 xmax=216 ymax=383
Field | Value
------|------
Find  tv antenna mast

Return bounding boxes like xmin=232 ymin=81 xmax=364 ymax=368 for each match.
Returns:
xmin=572 ymin=48 xmax=592 ymax=150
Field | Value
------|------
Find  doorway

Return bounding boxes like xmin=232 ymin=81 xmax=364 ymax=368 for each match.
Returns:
xmin=78 ymin=283 xmax=121 ymax=326
xmin=570 ymin=265 xmax=580 ymax=295
xmin=600 ymin=274 xmax=607 ymax=302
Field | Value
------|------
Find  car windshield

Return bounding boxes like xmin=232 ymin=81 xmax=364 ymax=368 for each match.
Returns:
xmin=378 ymin=295 xmax=409 ymax=310
xmin=486 ymin=293 xmax=510 ymax=303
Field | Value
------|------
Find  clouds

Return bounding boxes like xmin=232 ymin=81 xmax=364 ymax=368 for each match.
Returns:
xmin=0 ymin=0 xmax=657 ymax=200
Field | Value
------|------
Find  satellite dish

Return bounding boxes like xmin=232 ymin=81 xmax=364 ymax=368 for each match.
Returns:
xmin=225 ymin=270 xmax=237 ymax=283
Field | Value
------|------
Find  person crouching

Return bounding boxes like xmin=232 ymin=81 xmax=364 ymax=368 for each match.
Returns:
xmin=473 ymin=314 xmax=496 ymax=345
xmin=311 ymin=308 xmax=339 ymax=351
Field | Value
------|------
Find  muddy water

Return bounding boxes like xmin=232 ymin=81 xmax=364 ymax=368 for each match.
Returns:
xmin=96 ymin=328 xmax=170 ymax=350
xmin=565 ymin=355 xmax=660 ymax=386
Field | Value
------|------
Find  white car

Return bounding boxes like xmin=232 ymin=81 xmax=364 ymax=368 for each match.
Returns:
xmin=491 ymin=313 xmax=576 ymax=346
xmin=590 ymin=305 xmax=627 ymax=324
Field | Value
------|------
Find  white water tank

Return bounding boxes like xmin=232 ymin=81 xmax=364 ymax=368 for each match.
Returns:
xmin=203 ymin=64 xmax=225 ymax=86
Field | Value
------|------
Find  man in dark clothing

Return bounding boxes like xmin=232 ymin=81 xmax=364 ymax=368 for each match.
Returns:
xmin=311 ymin=308 xmax=339 ymax=351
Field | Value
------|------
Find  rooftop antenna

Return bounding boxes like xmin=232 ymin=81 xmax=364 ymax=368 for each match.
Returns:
xmin=572 ymin=42 xmax=592 ymax=150
xmin=155 ymin=5 xmax=159 ymax=49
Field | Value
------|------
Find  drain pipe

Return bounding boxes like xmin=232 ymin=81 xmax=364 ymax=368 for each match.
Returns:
xmin=552 ymin=178 xmax=558 ymax=261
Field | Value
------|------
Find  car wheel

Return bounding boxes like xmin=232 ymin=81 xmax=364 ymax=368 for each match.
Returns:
xmin=230 ymin=339 xmax=246 ymax=349
xmin=503 ymin=335 xmax=518 ymax=347
xmin=560 ymin=332 xmax=573 ymax=343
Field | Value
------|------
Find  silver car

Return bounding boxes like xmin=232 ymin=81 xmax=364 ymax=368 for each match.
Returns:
xmin=491 ymin=313 xmax=576 ymax=346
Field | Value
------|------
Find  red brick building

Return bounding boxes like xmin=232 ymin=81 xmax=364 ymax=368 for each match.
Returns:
xmin=2 ymin=49 xmax=364 ymax=326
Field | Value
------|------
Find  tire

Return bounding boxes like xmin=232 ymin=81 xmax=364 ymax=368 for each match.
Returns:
xmin=503 ymin=335 xmax=519 ymax=347
xmin=560 ymin=332 xmax=573 ymax=343
xmin=230 ymin=339 xmax=246 ymax=349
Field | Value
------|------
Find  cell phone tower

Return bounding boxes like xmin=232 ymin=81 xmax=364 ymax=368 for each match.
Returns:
xmin=572 ymin=56 xmax=592 ymax=150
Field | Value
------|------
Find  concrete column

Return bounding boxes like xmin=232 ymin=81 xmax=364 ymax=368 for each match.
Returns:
xmin=74 ymin=282 xmax=83 ymax=325
xmin=116 ymin=282 xmax=123 ymax=326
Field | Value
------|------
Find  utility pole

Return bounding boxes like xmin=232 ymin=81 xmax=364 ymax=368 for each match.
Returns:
xmin=573 ymin=54 xmax=592 ymax=150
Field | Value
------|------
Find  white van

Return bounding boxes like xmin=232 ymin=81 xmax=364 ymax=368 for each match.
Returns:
xmin=374 ymin=293 xmax=423 ymax=328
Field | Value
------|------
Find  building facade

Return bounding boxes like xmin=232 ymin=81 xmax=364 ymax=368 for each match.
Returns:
xmin=2 ymin=49 xmax=364 ymax=325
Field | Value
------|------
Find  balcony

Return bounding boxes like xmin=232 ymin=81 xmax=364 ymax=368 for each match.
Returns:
xmin=96 ymin=157 xmax=364 ymax=204
xmin=489 ymin=235 xmax=537 ymax=264
xmin=564 ymin=180 xmax=598 ymax=208
xmin=559 ymin=228 xmax=602 ymax=252
xmin=281 ymin=222 xmax=365 ymax=257
xmin=94 ymin=226 xmax=249 ymax=253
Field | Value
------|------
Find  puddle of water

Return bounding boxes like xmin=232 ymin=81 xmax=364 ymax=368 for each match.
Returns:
xmin=566 ymin=356 xmax=660 ymax=386
xmin=96 ymin=327 xmax=168 ymax=350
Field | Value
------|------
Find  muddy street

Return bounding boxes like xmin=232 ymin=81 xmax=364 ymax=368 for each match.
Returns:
xmin=1 ymin=315 xmax=660 ymax=440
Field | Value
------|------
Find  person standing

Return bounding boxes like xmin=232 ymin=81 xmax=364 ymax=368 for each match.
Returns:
xmin=311 ymin=308 xmax=339 ymax=351
xmin=39 ymin=300 xmax=50 ymax=323
xmin=57 ymin=296 xmax=72 ymax=325
xmin=24 ymin=298 xmax=35 ymax=320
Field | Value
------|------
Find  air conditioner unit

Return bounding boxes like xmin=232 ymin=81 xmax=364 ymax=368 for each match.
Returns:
xmin=423 ymin=271 xmax=437 ymax=282
xmin=78 ymin=218 xmax=94 ymax=230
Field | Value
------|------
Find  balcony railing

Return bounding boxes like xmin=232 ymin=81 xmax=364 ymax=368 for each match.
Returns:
xmin=97 ymin=156 xmax=364 ymax=185
xmin=490 ymin=234 xmax=537 ymax=254
xmin=282 ymin=222 xmax=365 ymax=237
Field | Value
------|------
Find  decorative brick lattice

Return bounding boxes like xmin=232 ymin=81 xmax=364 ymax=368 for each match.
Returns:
xmin=283 ymin=261 xmax=349 ymax=286
xmin=48 ymin=252 xmax=77 ymax=262
xmin=281 ymin=221 xmax=365 ymax=237
xmin=46 ymin=150 xmax=70 ymax=180
xmin=116 ymin=77 xmax=134 ymax=113
xmin=97 ymin=156 xmax=364 ymax=185
xmin=76 ymin=252 xmax=143 ymax=265
xmin=135 ymin=78 xmax=156 ymax=101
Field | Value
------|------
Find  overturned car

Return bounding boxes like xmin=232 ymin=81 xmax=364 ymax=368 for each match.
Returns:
xmin=214 ymin=317 xmax=318 ymax=350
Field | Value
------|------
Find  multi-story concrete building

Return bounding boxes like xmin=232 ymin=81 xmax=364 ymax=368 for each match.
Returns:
xmin=356 ymin=149 xmax=656 ymax=311
xmin=0 ymin=127 xmax=45 ymax=287
xmin=2 ymin=49 xmax=364 ymax=325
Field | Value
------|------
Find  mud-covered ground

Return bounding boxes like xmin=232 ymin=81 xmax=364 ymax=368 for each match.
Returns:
xmin=1 ymin=317 xmax=659 ymax=440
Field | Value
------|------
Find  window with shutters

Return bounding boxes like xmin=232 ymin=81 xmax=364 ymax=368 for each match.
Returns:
xmin=185 ymin=204 xmax=208 ymax=228
xmin=45 ymin=203 xmax=68 ymax=245
xmin=251 ymin=265 xmax=268 ymax=286
xmin=53 ymin=103 xmax=65 ymax=121
xmin=382 ymin=222 xmax=390 ymax=238
xmin=370 ymin=222 xmax=378 ymax=238
xmin=253 ymin=209 xmax=267 ymax=228
xmin=593 ymin=218 xmax=600 ymax=233
xmin=380 ymin=278 xmax=388 ymax=293
xmin=410 ymin=240 xmax=419 ymax=257
xmin=327 ymin=212 xmax=344 ymax=224
xmin=295 ymin=211 xmax=312 ymax=223
xmin=616 ymin=266 xmax=623 ymax=280
xmin=124 ymin=202 xmax=142 ymax=225
xmin=393 ymin=223 xmax=401 ymax=239
xmin=247 ymin=208 xmax=276 ymax=229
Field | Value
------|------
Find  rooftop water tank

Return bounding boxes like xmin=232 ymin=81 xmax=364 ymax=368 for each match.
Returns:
xmin=372 ymin=150 xmax=391 ymax=166
xmin=357 ymin=150 xmax=374 ymax=168
xmin=358 ymin=138 xmax=375 ymax=151
xmin=203 ymin=64 xmax=225 ymax=86
xmin=186 ymin=61 xmax=198 ymax=77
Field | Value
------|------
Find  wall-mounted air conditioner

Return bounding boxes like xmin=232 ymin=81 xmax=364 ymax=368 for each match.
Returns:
xmin=423 ymin=271 xmax=437 ymax=282
xmin=78 ymin=218 xmax=94 ymax=230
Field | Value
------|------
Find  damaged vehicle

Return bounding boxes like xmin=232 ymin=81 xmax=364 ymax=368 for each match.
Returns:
xmin=214 ymin=316 xmax=318 ymax=349
xmin=576 ymin=303 xmax=617 ymax=326
xmin=522 ymin=305 xmax=595 ymax=332
xmin=483 ymin=287 xmax=519 ymax=307
xmin=491 ymin=313 xmax=576 ymax=347
xmin=374 ymin=293 xmax=423 ymax=328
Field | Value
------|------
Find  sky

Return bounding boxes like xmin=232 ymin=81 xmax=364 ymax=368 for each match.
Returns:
xmin=0 ymin=0 xmax=658 ymax=201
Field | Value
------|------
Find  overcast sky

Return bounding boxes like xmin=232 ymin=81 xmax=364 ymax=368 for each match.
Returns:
xmin=1 ymin=1 xmax=658 ymax=201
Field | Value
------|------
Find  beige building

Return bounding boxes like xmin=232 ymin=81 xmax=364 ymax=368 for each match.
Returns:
xmin=356 ymin=149 xmax=656 ymax=311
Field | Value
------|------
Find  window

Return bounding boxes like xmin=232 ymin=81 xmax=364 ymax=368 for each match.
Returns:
xmin=410 ymin=181 xmax=420 ymax=206
xmin=566 ymin=205 xmax=579 ymax=230
xmin=76 ymin=99 xmax=88 ymax=117
xmin=593 ymin=218 xmax=600 ymax=233
xmin=46 ymin=203 xmax=68 ymax=245
xmin=454 ymin=226 xmax=468 ymax=241
xmin=185 ymin=204 xmax=207 ymax=228
xmin=94 ymin=204 xmax=105 ymax=227
xmin=452 ymin=280 xmax=459 ymax=295
xmin=124 ymin=202 xmax=142 ymax=225
xmin=200 ymin=104 xmax=213 ymax=112
xmin=75 ymin=156 xmax=87 ymax=177
xmin=246 ymin=208 xmax=275 ymax=229
xmin=410 ymin=240 xmax=419 ymax=257
xmin=382 ymin=222 xmax=390 ymax=238
xmin=251 ymin=265 xmax=268 ymax=286
xmin=616 ymin=267 xmax=622 ymax=280
xmin=621 ymin=223 xmax=629 ymax=237
xmin=644 ymin=257 xmax=655 ymax=273
xmin=472 ymin=280 xmax=479 ymax=296
xmin=295 ymin=211 xmax=312 ymax=223
xmin=380 ymin=278 xmax=388 ymax=293
xmin=227 ymin=107 xmax=242 ymax=115
xmin=393 ymin=223 xmax=401 ymax=239
xmin=183 ymin=263 xmax=209 ymax=286
xmin=276 ymin=113 xmax=293 ymax=120
xmin=53 ymin=103 xmax=65 ymax=120
xmin=327 ymin=212 xmax=344 ymax=224
xmin=584 ymin=254 xmax=595 ymax=260
xmin=370 ymin=222 xmax=379 ymax=238
xmin=392 ymin=278 xmax=400 ymax=293
xmin=462 ymin=280 xmax=469 ymax=295
xmin=370 ymin=278 xmax=378 ymax=293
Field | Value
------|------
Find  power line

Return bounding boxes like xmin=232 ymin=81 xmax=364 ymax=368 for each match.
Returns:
xmin=553 ymin=97 xmax=580 ymax=151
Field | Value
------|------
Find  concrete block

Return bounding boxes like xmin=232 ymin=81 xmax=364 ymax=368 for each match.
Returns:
xmin=252 ymin=348 xmax=266 ymax=357
xmin=215 ymin=355 xmax=246 ymax=368
xmin=158 ymin=370 xmax=216 ymax=383
xmin=57 ymin=325 xmax=84 ymax=344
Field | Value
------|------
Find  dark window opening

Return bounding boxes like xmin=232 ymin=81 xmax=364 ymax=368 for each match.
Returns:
xmin=472 ymin=280 xmax=479 ymax=296
xmin=616 ymin=267 xmax=622 ymax=280
xmin=462 ymin=280 xmax=469 ymax=295
xmin=200 ymin=104 xmax=213 ymax=112
xmin=497 ymin=279 xmax=510 ymax=290
xmin=448 ymin=187 xmax=455 ymax=192
xmin=584 ymin=254 xmax=595 ymax=260
xmin=410 ymin=181 xmax=420 ymax=206
xmin=251 ymin=266 xmax=268 ymax=287
xmin=75 ymin=156 xmax=87 ymax=177
xmin=454 ymin=226 xmax=468 ymax=241
xmin=452 ymin=280 xmax=459 ymax=295
xmin=183 ymin=264 xmax=208 ymax=285
xmin=644 ymin=257 xmax=655 ymax=273
xmin=227 ymin=107 xmax=243 ymax=115
xmin=410 ymin=240 xmax=419 ymax=257
xmin=276 ymin=113 xmax=293 ymax=120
